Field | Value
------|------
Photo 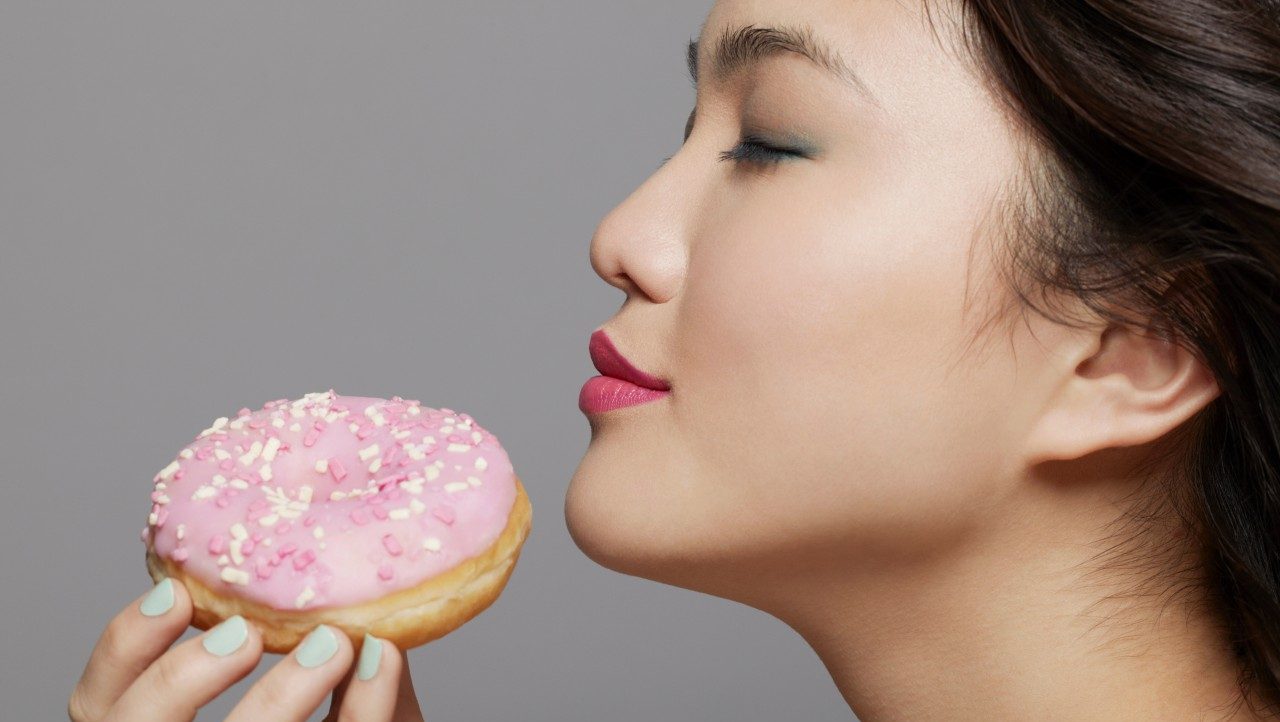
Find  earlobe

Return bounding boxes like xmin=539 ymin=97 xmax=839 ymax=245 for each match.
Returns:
xmin=1020 ymin=322 xmax=1221 ymax=468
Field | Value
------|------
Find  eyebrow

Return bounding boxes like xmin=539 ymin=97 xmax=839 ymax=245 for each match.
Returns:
xmin=686 ymin=23 xmax=878 ymax=105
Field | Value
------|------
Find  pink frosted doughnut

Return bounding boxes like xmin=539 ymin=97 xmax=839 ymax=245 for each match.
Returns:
xmin=141 ymin=390 xmax=532 ymax=652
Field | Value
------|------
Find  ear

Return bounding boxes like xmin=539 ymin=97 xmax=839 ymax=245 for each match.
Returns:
xmin=1021 ymin=321 xmax=1221 ymax=467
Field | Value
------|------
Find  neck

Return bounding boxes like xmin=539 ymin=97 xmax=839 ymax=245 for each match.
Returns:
xmin=730 ymin=471 xmax=1255 ymax=721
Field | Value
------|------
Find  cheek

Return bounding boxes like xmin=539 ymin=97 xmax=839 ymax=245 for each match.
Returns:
xmin=673 ymin=173 xmax=1018 ymax=555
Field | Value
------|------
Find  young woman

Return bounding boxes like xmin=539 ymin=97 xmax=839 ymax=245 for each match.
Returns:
xmin=69 ymin=1 xmax=1280 ymax=719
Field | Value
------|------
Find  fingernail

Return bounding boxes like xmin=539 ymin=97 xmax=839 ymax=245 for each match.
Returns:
xmin=357 ymin=634 xmax=383 ymax=681
xmin=295 ymin=624 xmax=339 ymax=668
xmin=202 ymin=615 xmax=249 ymax=657
xmin=139 ymin=578 xmax=174 ymax=617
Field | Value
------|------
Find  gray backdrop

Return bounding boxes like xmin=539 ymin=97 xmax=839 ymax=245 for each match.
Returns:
xmin=0 ymin=2 xmax=852 ymax=719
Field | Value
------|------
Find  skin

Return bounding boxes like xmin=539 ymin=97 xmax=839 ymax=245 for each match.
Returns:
xmin=568 ymin=0 xmax=1258 ymax=719
xmin=68 ymin=578 xmax=425 ymax=721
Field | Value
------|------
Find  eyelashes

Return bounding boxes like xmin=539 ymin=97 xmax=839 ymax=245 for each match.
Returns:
xmin=657 ymin=134 xmax=806 ymax=170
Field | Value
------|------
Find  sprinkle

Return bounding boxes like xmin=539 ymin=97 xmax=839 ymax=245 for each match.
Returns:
xmin=298 ymin=486 xmax=313 ymax=504
xmin=230 ymin=523 xmax=248 ymax=540
xmin=312 ymin=526 xmax=325 ymax=539
xmin=349 ymin=509 xmax=369 ymax=525
xmin=443 ymin=481 xmax=469 ymax=493
xmin=178 ymin=448 xmax=195 ymax=460
xmin=215 ymin=497 xmax=230 ymax=508
xmin=382 ymin=534 xmax=403 ymax=556
xmin=422 ymin=537 xmax=442 ymax=552
xmin=406 ymin=446 xmax=426 ymax=460
xmin=213 ymin=448 xmax=231 ymax=461
xmin=377 ymin=563 xmax=394 ymax=581
xmin=193 ymin=486 xmax=216 ymax=501
xmin=295 ymin=586 xmax=316 ymax=609
xmin=258 ymin=463 xmax=273 ymax=482
xmin=432 ymin=506 xmax=456 ymax=525
xmin=208 ymin=534 xmax=227 ymax=555
xmin=303 ymin=429 xmax=321 ymax=447
xmin=293 ymin=549 xmax=316 ymax=570
xmin=155 ymin=460 xmax=181 ymax=481
xmin=172 ymin=548 xmax=190 ymax=562
xmin=424 ymin=466 xmax=440 ymax=481
xmin=258 ymin=514 xmax=279 ymax=527
xmin=272 ymin=417 xmax=285 ymax=429
xmin=475 ymin=457 xmax=488 ymax=471
xmin=261 ymin=437 xmax=282 ymax=462
xmin=329 ymin=490 xmax=345 ymax=501
xmin=220 ymin=567 xmax=250 ymax=585
xmin=467 ymin=475 xmax=482 ymax=487
xmin=371 ymin=506 xmax=389 ymax=520
xmin=255 ymin=559 xmax=274 ymax=579
xmin=289 ymin=422 xmax=302 ymax=432
xmin=389 ymin=508 xmax=410 ymax=520
xmin=409 ymin=498 xmax=426 ymax=514
xmin=176 ymin=524 xmax=187 ymax=540
xmin=314 ymin=458 xmax=329 ymax=474
xmin=358 ymin=443 xmax=381 ymax=462
xmin=447 ymin=443 xmax=470 ymax=453
xmin=471 ymin=431 xmax=483 ymax=444
xmin=216 ymin=554 xmax=230 ymax=566
xmin=368 ymin=458 xmax=382 ymax=474
xmin=329 ymin=459 xmax=347 ymax=483
xmin=238 ymin=440 xmax=263 ymax=466
xmin=229 ymin=540 xmax=245 ymax=565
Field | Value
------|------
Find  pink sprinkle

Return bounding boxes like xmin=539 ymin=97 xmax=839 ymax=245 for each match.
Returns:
xmin=226 ymin=488 xmax=240 ymax=497
xmin=356 ymin=426 xmax=373 ymax=440
xmin=275 ymin=522 xmax=292 ymax=535
xmin=173 ymin=469 xmax=184 ymax=480
xmin=248 ymin=499 xmax=269 ymax=511
xmin=313 ymin=420 xmax=327 ymax=430
xmin=196 ymin=446 xmax=212 ymax=461
xmin=268 ymin=553 xmax=282 ymax=567
xmin=172 ymin=547 xmax=190 ymax=562
xmin=371 ymin=506 xmax=389 ymax=521
xmin=383 ymin=446 xmax=400 ymax=465
xmin=208 ymin=534 xmax=227 ymax=555
xmin=240 ymin=539 xmax=256 ymax=556
xmin=303 ymin=429 xmax=320 ymax=447
xmin=330 ymin=459 xmax=347 ymax=483
xmin=432 ymin=506 xmax=456 ymax=525
xmin=293 ymin=549 xmax=316 ymax=570
xmin=246 ymin=506 xmax=266 ymax=522
xmin=278 ymin=543 xmax=298 ymax=556
xmin=368 ymin=494 xmax=385 ymax=506
xmin=218 ymin=458 xmax=234 ymax=471
xmin=303 ymin=515 xmax=317 ymax=527
xmin=255 ymin=559 xmax=274 ymax=579
xmin=140 ymin=527 xmax=150 ymax=543
xmin=377 ymin=563 xmax=394 ymax=581
xmin=238 ymin=407 xmax=252 ymax=417
xmin=398 ymin=458 xmax=411 ymax=467
xmin=215 ymin=497 xmax=230 ymax=508
xmin=349 ymin=510 xmax=369 ymax=526
xmin=382 ymin=533 xmax=403 ymax=556
xmin=248 ymin=418 xmax=267 ymax=429
xmin=150 ymin=490 xmax=164 ymax=502
xmin=251 ymin=531 xmax=264 ymax=542
xmin=154 ymin=508 xmax=168 ymax=527
xmin=447 ymin=434 xmax=462 ymax=443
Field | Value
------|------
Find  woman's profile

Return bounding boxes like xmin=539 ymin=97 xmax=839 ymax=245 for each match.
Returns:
xmin=69 ymin=0 xmax=1280 ymax=720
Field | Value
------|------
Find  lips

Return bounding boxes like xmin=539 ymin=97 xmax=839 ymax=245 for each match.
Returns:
xmin=578 ymin=329 xmax=670 ymax=415
xmin=588 ymin=329 xmax=670 ymax=391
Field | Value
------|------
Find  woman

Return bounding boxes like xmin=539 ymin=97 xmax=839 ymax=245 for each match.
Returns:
xmin=69 ymin=0 xmax=1280 ymax=719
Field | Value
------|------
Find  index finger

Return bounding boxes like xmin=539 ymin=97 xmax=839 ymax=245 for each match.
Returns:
xmin=69 ymin=578 xmax=194 ymax=722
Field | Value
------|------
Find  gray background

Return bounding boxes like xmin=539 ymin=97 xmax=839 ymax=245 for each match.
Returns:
xmin=0 ymin=2 xmax=851 ymax=719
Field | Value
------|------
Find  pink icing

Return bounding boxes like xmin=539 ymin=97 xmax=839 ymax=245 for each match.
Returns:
xmin=143 ymin=391 xmax=518 ymax=611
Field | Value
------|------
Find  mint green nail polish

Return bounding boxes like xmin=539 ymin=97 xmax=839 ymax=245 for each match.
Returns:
xmin=295 ymin=625 xmax=339 ymax=668
xmin=357 ymin=634 xmax=383 ymax=681
xmin=139 ymin=578 xmax=174 ymax=617
xmin=202 ymin=615 xmax=248 ymax=657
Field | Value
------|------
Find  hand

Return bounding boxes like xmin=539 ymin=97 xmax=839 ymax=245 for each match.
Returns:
xmin=69 ymin=577 xmax=426 ymax=722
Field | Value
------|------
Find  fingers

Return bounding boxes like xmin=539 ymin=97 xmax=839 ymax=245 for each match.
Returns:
xmin=70 ymin=578 xmax=194 ymax=722
xmin=100 ymin=613 xmax=263 ymax=722
xmin=224 ymin=624 xmax=355 ymax=722
xmin=325 ymin=635 xmax=410 ymax=722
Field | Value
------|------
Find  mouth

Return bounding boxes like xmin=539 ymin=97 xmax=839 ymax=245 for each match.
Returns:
xmin=578 ymin=329 xmax=671 ymax=415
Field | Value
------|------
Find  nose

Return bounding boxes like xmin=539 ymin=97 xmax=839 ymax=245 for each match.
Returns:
xmin=588 ymin=155 xmax=692 ymax=305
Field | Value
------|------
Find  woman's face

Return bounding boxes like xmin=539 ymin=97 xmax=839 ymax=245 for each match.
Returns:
xmin=569 ymin=0 xmax=1039 ymax=596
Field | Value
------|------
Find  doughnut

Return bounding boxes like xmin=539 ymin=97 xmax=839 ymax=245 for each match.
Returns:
xmin=140 ymin=390 xmax=532 ymax=653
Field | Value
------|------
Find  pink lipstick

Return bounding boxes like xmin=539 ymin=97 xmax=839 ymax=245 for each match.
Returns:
xmin=578 ymin=329 xmax=670 ymax=415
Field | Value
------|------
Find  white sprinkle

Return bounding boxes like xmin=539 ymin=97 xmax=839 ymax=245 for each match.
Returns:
xmin=229 ymin=540 xmax=244 ymax=565
xmin=193 ymin=486 xmax=216 ymax=500
xmin=313 ymin=526 xmax=325 ymax=539
xmin=298 ymin=486 xmax=313 ymax=503
xmin=258 ymin=514 xmax=279 ymax=527
xmin=389 ymin=508 xmax=410 ymax=520
xmin=220 ymin=567 xmax=249 ymax=585
xmin=156 ymin=460 xmax=181 ymax=481
xmin=229 ymin=479 xmax=249 ymax=490
xmin=289 ymin=422 xmax=302 ymax=432
xmin=212 ymin=475 xmax=227 ymax=487
xmin=441 ymin=425 xmax=454 ymax=434
xmin=210 ymin=416 xmax=229 ymax=432
xmin=443 ymin=481 xmax=469 ymax=493
xmin=447 ymin=443 xmax=470 ymax=453
xmin=329 ymin=490 xmax=346 ymax=501
xmin=393 ymin=429 xmax=411 ymax=440
xmin=272 ymin=417 xmax=284 ymax=428
xmin=467 ymin=475 xmax=482 ymax=487
xmin=238 ymin=440 xmax=263 ymax=466
xmin=315 ymin=458 xmax=329 ymax=474
xmin=155 ymin=493 xmax=171 ymax=505
xmin=147 ymin=511 xmax=158 ymax=525
xmin=228 ymin=417 xmax=246 ymax=431
xmin=471 ymin=431 xmax=483 ymax=444
xmin=213 ymin=448 xmax=231 ymax=461
xmin=407 ymin=405 xmax=421 ymax=416
xmin=368 ymin=458 xmax=382 ymax=474
xmin=178 ymin=448 xmax=195 ymax=460
xmin=422 ymin=537 xmax=442 ymax=552
xmin=259 ymin=463 xmax=273 ymax=482
xmin=474 ymin=456 xmax=488 ymax=471
xmin=295 ymin=586 xmax=316 ymax=608
xmin=422 ymin=435 xmax=436 ymax=445
xmin=409 ymin=498 xmax=426 ymax=514
xmin=230 ymin=523 xmax=248 ymax=540
xmin=358 ymin=444 xmax=381 ymax=462
xmin=176 ymin=524 xmax=186 ymax=540
xmin=406 ymin=445 xmax=426 ymax=461
xmin=261 ymin=437 xmax=282 ymax=462
xmin=348 ymin=422 xmax=360 ymax=433
xmin=216 ymin=554 xmax=230 ymax=566
xmin=424 ymin=466 xmax=440 ymax=481
xmin=290 ymin=408 xmax=305 ymax=418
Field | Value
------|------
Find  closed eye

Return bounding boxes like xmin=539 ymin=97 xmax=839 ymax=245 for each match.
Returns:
xmin=718 ymin=135 xmax=806 ymax=168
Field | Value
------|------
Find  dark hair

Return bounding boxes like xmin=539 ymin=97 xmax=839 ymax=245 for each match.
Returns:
xmin=926 ymin=0 xmax=1280 ymax=714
